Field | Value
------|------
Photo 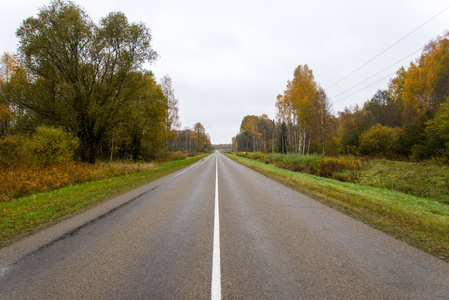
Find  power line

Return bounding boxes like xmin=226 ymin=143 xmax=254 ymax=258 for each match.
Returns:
xmin=331 ymin=71 xmax=397 ymax=105
xmin=326 ymin=4 xmax=449 ymax=91
xmin=329 ymin=47 xmax=423 ymax=100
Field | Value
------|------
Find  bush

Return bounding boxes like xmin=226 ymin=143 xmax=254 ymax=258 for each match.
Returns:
xmin=294 ymin=154 xmax=322 ymax=169
xmin=283 ymin=153 xmax=298 ymax=166
xmin=319 ymin=156 xmax=360 ymax=178
xmin=0 ymin=135 xmax=33 ymax=168
xmin=266 ymin=153 xmax=283 ymax=164
xmin=250 ymin=152 xmax=265 ymax=161
xmin=0 ymin=126 xmax=79 ymax=169
xmin=31 ymin=126 xmax=79 ymax=165
xmin=359 ymin=124 xmax=403 ymax=158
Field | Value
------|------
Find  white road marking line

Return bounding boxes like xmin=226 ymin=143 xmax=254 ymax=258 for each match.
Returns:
xmin=211 ymin=155 xmax=222 ymax=300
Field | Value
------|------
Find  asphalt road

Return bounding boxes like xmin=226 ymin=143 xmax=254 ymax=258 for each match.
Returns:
xmin=1 ymin=152 xmax=448 ymax=299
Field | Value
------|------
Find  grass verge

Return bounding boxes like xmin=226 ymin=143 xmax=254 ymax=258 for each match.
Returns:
xmin=226 ymin=153 xmax=449 ymax=262
xmin=352 ymin=159 xmax=449 ymax=204
xmin=0 ymin=154 xmax=209 ymax=247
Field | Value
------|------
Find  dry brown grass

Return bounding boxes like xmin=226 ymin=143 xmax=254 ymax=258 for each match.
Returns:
xmin=0 ymin=161 xmax=156 ymax=202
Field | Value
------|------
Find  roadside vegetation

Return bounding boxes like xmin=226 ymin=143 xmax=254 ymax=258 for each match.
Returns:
xmin=0 ymin=152 xmax=201 ymax=203
xmin=227 ymin=153 xmax=449 ymax=262
xmin=0 ymin=1 xmax=213 ymax=247
xmin=0 ymin=153 xmax=208 ymax=247
xmin=234 ymin=152 xmax=449 ymax=204
xmin=232 ymin=33 xmax=449 ymax=164
xmin=228 ymin=30 xmax=449 ymax=262
xmin=341 ymin=159 xmax=449 ymax=204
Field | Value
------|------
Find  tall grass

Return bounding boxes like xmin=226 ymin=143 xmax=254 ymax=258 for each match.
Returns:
xmin=0 ymin=162 xmax=156 ymax=202
xmin=352 ymin=159 xmax=449 ymax=204
xmin=0 ymin=151 xmax=202 ymax=203
xmin=235 ymin=152 xmax=359 ymax=177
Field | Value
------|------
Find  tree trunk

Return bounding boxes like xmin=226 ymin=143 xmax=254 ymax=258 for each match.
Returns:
xmin=307 ymin=136 xmax=311 ymax=155
xmin=78 ymin=128 xmax=100 ymax=164
xmin=110 ymin=133 xmax=114 ymax=162
xmin=80 ymin=140 xmax=97 ymax=164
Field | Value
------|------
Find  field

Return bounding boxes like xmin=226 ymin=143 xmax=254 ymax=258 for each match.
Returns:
xmin=227 ymin=153 xmax=449 ymax=262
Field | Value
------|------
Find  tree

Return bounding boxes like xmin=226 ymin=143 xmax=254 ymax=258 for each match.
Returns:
xmin=160 ymin=75 xmax=180 ymax=131
xmin=240 ymin=115 xmax=259 ymax=152
xmin=419 ymin=34 xmax=449 ymax=113
xmin=159 ymin=75 xmax=180 ymax=151
xmin=0 ymin=52 xmax=36 ymax=134
xmin=364 ymin=90 xmax=388 ymax=126
xmin=388 ymin=67 xmax=406 ymax=104
xmin=109 ymin=73 xmax=169 ymax=161
xmin=362 ymin=89 xmax=402 ymax=128
xmin=338 ymin=105 xmax=370 ymax=154
xmin=0 ymin=53 xmax=19 ymax=136
xmin=384 ymin=32 xmax=449 ymax=158
xmin=400 ymin=33 xmax=449 ymax=126
xmin=257 ymin=114 xmax=274 ymax=153
xmin=275 ymin=65 xmax=333 ymax=154
xmin=234 ymin=132 xmax=248 ymax=152
xmin=15 ymin=0 xmax=157 ymax=163
xmin=137 ymin=75 xmax=170 ymax=160
xmin=278 ymin=121 xmax=288 ymax=154
xmin=425 ymin=99 xmax=449 ymax=158
xmin=402 ymin=62 xmax=427 ymax=126
xmin=231 ymin=136 xmax=237 ymax=151
xmin=192 ymin=122 xmax=207 ymax=152
xmin=289 ymin=65 xmax=319 ymax=154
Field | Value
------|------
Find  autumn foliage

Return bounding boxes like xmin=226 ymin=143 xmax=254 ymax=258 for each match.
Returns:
xmin=0 ymin=161 xmax=156 ymax=203
xmin=0 ymin=1 xmax=188 ymax=164
xmin=233 ymin=31 xmax=449 ymax=162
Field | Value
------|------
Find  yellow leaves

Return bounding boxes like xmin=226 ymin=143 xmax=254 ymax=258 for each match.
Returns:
xmin=191 ymin=122 xmax=209 ymax=152
xmin=241 ymin=115 xmax=258 ymax=136
xmin=0 ymin=105 xmax=13 ymax=134
xmin=278 ymin=64 xmax=321 ymax=127
xmin=401 ymin=34 xmax=449 ymax=125
xmin=0 ymin=52 xmax=20 ymax=83
xmin=0 ymin=105 xmax=12 ymax=120
xmin=359 ymin=124 xmax=403 ymax=157
xmin=403 ymin=62 xmax=428 ymax=125
xmin=319 ymin=156 xmax=360 ymax=178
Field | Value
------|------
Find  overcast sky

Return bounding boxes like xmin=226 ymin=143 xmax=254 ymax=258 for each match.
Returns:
xmin=1 ymin=0 xmax=448 ymax=144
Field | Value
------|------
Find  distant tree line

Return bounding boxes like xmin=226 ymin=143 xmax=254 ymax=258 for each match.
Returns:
xmin=167 ymin=122 xmax=212 ymax=153
xmin=213 ymin=143 xmax=232 ymax=151
xmin=0 ymin=0 xmax=210 ymax=166
xmin=233 ymin=32 xmax=449 ymax=161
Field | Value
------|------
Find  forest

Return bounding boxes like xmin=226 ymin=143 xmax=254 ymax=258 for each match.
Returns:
xmin=0 ymin=0 xmax=211 ymax=169
xmin=233 ymin=31 xmax=449 ymax=162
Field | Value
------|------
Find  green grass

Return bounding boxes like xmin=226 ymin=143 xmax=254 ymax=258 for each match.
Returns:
xmin=226 ymin=153 xmax=449 ymax=262
xmin=347 ymin=159 xmax=449 ymax=204
xmin=236 ymin=152 xmax=448 ymax=205
xmin=0 ymin=154 xmax=209 ymax=247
